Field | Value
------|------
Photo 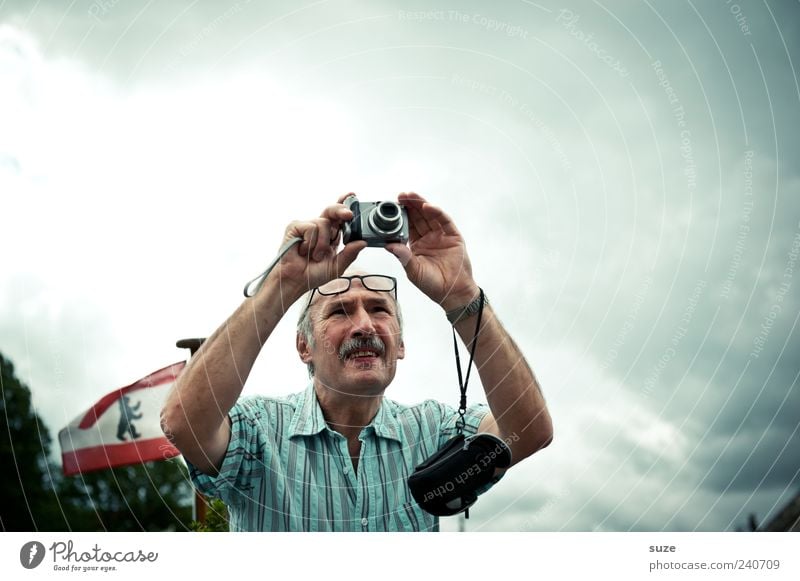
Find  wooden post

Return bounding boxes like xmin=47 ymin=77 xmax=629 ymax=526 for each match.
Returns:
xmin=176 ymin=338 xmax=207 ymax=525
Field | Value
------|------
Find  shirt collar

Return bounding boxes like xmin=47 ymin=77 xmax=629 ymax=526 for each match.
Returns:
xmin=288 ymin=384 xmax=403 ymax=443
xmin=288 ymin=384 xmax=328 ymax=438
xmin=369 ymin=397 xmax=403 ymax=443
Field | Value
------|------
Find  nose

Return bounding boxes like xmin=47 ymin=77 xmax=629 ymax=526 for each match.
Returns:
xmin=349 ymin=304 xmax=377 ymax=337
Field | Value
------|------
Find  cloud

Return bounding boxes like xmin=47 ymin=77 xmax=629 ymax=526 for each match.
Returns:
xmin=2 ymin=1 xmax=799 ymax=533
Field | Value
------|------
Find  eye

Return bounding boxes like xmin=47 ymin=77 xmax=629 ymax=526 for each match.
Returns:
xmin=328 ymin=308 xmax=346 ymax=316
xmin=372 ymin=305 xmax=389 ymax=313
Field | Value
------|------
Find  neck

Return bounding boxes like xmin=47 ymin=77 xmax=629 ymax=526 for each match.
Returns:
xmin=313 ymin=380 xmax=383 ymax=440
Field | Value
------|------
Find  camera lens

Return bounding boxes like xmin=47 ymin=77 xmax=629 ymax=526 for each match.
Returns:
xmin=378 ymin=203 xmax=398 ymax=219
xmin=370 ymin=202 xmax=403 ymax=234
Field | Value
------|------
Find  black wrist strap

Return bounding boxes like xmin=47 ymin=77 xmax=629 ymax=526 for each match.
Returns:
xmin=452 ymin=288 xmax=486 ymax=436
xmin=451 ymin=288 xmax=485 ymax=520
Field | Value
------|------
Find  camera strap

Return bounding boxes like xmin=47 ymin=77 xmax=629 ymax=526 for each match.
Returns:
xmin=243 ymin=237 xmax=303 ymax=297
xmin=450 ymin=288 xmax=485 ymax=519
xmin=452 ymin=287 xmax=486 ymax=435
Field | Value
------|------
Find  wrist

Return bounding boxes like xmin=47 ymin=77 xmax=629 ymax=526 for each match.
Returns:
xmin=252 ymin=270 xmax=308 ymax=312
xmin=440 ymin=284 xmax=480 ymax=313
xmin=444 ymin=288 xmax=488 ymax=325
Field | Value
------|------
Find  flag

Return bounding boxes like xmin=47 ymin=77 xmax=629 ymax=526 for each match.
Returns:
xmin=59 ymin=361 xmax=186 ymax=476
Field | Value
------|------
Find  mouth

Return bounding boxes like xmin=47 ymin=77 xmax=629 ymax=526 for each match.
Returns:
xmin=345 ymin=349 xmax=382 ymax=363
xmin=339 ymin=337 xmax=387 ymax=369
xmin=341 ymin=346 xmax=387 ymax=370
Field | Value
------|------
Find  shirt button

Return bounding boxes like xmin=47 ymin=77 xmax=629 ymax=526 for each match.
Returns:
xmin=361 ymin=518 xmax=369 ymax=527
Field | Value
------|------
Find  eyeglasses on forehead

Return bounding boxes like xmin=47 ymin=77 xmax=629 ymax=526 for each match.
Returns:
xmin=305 ymin=275 xmax=398 ymax=309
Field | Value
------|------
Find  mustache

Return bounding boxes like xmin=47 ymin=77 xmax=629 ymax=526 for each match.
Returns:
xmin=338 ymin=336 xmax=386 ymax=360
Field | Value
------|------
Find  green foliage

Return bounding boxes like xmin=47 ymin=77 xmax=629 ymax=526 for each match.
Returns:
xmin=0 ymin=353 xmax=64 ymax=530
xmin=1 ymin=351 xmax=194 ymax=531
xmin=189 ymin=498 xmax=230 ymax=532
xmin=57 ymin=460 xmax=194 ymax=531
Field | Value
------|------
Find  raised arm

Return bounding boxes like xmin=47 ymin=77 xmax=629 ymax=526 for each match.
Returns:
xmin=385 ymin=192 xmax=553 ymax=467
xmin=160 ymin=202 xmax=366 ymax=475
xmin=452 ymin=302 xmax=553 ymax=465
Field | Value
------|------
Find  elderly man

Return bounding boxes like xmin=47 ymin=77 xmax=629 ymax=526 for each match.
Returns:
xmin=161 ymin=192 xmax=553 ymax=531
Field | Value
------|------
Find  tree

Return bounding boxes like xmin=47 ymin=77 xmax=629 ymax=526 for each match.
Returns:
xmin=0 ymin=352 xmax=64 ymax=530
xmin=57 ymin=459 xmax=194 ymax=531
xmin=190 ymin=498 xmax=230 ymax=532
xmin=1 ymin=351 xmax=194 ymax=531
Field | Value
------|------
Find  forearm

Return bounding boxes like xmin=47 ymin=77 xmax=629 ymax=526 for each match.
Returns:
xmin=162 ymin=273 xmax=305 ymax=450
xmin=453 ymin=304 xmax=553 ymax=456
xmin=387 ymin=193 xmax=552 ymax=457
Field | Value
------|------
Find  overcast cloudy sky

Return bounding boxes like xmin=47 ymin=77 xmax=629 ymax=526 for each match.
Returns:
xmin=1 ymin=0 xmax=798 ymax=532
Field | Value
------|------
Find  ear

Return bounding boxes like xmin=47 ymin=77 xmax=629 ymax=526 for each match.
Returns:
xmin=296 ymin=332 xmax=313 ymax=365
xmin=397 ymin=338 xmax=405 ymax=360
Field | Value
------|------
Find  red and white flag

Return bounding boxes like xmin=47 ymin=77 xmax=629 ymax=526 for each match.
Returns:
xmin=59 ymin=361 xmax=186 ymax=476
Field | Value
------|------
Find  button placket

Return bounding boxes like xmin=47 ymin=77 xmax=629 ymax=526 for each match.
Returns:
xmin=335 ymin=432 xmax=363 ymax=529
xmin=358 ymin=430 xmax=373 ymax=531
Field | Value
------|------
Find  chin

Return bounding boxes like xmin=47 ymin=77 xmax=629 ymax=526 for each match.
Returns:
xmin=343 ymin=366 xmax=395 ymax=394
xmin=315 ymin=358 xmax=398 ymax=393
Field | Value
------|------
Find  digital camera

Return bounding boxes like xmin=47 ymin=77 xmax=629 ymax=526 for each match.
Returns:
xmin=342 ymin=194 xmax=410 ymax=247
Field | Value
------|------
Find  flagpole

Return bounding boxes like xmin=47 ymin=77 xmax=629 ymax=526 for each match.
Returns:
xmin=176 ymin=338 xmax=207 ymax=526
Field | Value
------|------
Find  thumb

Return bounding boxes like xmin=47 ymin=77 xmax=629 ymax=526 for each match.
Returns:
xmin=334 ymin=241 xmax=367 ymax=275
xmin=385 ymin=243 xmax=413 ymax=268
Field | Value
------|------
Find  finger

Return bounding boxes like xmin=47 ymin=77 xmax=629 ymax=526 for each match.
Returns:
xmin=408 ymin=218 xmax=424 ymax=242
xmin=286 ymin=220 xmax=311 ymax=255
xmin=402 ymin=192 xmax=441 ymax=234
xmin=311 ymin=218 xmax=333 ymax=261
xmin=320 ymin=203 xmax=352 ymax=222
xmin=337 ymin=192 xmax=357 ymax=204
xmin=329 ymin=223 xmax=341 ymax=245
xmin=301 ymin=223 xmax=319 ymax=259
xmin=398 ymin=191 xmax=428 ymax=205
xmin=411 ymin=206 xmax=436 ymax=236
xmin=400 ymin=193 xmax=433 ymax=236
xmin=334 ymin=241 xmax=367 ymax=275
xmin=385 ymin=243 xmax=414 ymax=268
xmin=285 ymin=220 xmax=304 ymax=241
xmin=421 ymin=203 xmax=461 ymax=237
xmin=322 ymin=203 xmax=352 ymax=247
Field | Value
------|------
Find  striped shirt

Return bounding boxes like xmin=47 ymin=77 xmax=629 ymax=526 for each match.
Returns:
xmin=188 ymin=384 xmax=501 ymax=531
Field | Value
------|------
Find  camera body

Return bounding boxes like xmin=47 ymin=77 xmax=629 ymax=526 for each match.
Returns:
xmin=342 ymin=194 xmax=410 ymax=247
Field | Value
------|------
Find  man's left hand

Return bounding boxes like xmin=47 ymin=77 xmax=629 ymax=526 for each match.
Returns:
xmin=384 ymin=192 xmax=479 ymax=311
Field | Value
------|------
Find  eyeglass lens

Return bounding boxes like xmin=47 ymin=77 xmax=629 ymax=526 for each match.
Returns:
xmin=317 ymin=275 xmax=395 ymax=295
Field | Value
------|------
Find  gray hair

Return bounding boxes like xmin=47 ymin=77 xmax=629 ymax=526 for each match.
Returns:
xmin=296 ymin=289 xmax=404 ymax=377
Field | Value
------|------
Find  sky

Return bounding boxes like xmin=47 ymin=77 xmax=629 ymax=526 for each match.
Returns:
xmin=1 ymin=0 xmax=798 ymax=532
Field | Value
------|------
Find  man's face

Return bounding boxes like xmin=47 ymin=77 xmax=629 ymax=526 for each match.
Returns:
xmin=297 ymin=277 xmax=405 ymax=395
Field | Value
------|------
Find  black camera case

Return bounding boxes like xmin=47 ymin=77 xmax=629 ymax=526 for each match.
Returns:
xmin=408 ymin=433 xmax=512 ymax=516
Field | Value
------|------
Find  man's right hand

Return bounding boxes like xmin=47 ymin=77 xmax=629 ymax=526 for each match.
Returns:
xmin=271 ymin=195 xmax=368 ymax=296
xmin=163 ymin=194 xmax=368 ymax=476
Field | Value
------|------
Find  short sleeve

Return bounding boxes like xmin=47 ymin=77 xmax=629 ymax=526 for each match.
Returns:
xmin=436 ymin=401 xmax=490 ymax=448
xmin=433 ymin=401 xmax=506 ymax=496
xmin=187 ymin=397 xmax=269 ymax=506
